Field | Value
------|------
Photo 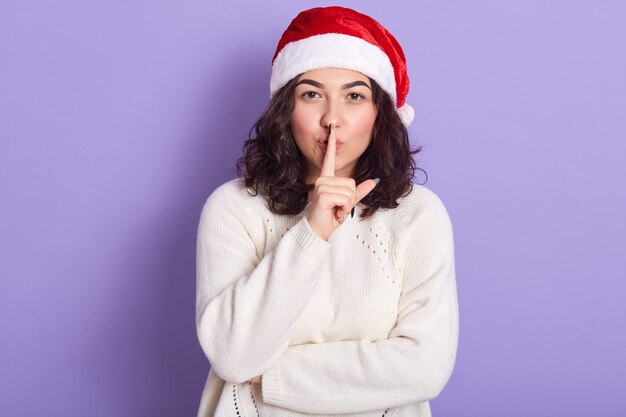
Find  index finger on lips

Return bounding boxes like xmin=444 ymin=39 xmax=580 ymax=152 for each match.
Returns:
xmin=320 ymin=125 xmax=336 ymax=177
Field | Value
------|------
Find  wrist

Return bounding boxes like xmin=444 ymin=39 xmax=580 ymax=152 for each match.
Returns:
xmin=306 ymin=214 xmax=330 ymax=241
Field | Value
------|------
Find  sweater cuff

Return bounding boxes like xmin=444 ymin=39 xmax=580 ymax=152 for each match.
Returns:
xmin=290 ymin=217 xmax=330 ymax=254
xmin=261 ymin=364 xmax=285 ymax=407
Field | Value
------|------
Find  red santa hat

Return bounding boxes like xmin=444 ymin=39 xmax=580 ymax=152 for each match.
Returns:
xmin=270 ymin=6 xmax=414 ymax=127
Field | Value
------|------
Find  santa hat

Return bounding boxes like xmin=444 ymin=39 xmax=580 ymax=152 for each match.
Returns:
xmin=270 ymin=6 xmax=414 ymax=127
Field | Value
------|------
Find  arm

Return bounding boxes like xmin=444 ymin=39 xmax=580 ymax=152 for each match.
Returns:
xmin=261 ymin=193 xmax=459 ymax=414
xmin=195 ymin=184 xmax=331 ymax=383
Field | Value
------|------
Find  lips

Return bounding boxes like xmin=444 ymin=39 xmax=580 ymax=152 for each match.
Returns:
xmin=318 ymin=136 xmax=344 ymax=151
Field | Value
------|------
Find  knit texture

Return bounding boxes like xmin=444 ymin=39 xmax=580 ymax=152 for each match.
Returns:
xmin=195 ymin=178 xmax=459 ymax=417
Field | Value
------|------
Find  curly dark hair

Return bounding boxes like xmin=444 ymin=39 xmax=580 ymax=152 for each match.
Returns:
xmin=236 ymin=74 xmax=426 ymax=219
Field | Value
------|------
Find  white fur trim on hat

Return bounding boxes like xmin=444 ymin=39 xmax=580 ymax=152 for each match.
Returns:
xmin=397 ymin=104 xmax=415 ymax=127
xmin=270 ymin=33 xmax=397 ymax=104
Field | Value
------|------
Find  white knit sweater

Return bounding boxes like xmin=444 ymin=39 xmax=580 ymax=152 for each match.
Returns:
xmin=195 ymin=178 xmax=459 ymax=417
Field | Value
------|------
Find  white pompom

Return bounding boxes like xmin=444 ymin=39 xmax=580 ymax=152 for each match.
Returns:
xmin=396 ymin=104 xmax=415 ymax=127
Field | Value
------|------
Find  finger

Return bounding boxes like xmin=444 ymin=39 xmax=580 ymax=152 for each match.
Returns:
xmin=336 ymin=207 xmax=348 ymax=221
xmin=316 ymin=184 xmax=355 ymax=203
xmin=315 ymin=176 xmax=356 ymax=188
xmin=354 ymin=178 xmax=379 ymax=203
xmin=320 ymin=125 xmax=336 ymax=177
xmin=319 ymin=192 xmax=352 ymax=210
xmin=318 ymin=186 xmax=353 ymax=219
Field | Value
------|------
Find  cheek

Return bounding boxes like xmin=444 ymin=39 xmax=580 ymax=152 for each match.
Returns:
xmin=290 ymin=109 xmax=305 ymax=140
xmin=290 ymin=105 xmax=317 ymax=143
xmin=353 ymin=107 xmax=378 ymax=141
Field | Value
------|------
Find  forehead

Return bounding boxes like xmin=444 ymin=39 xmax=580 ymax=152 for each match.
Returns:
xmin=298 ymin=68 xmax=370 ymax=85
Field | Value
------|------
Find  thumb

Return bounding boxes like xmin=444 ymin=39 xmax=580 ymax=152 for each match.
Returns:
xmin=354 ymin=178 xmax=380 ymax=203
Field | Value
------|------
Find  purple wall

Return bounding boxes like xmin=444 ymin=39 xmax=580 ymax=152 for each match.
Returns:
xmin=2 ymin=1 xmax=625 ymax=416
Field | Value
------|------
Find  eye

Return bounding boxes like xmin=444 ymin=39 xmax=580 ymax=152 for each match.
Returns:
xmin=347 ymin=92 xmax=365 ymax=101
xmin=301 ymin=91 xmax=321 ymax=99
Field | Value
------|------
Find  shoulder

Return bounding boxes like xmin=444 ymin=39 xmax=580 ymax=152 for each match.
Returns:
xmin=197 ymin=179 xmax=275 ymax=247
xmin=206 ymin=177 xmax=251 ymax=199
xmin=201 ymin=178 xmax=269 ymax=221
xmin=397 ymin=183 xmax=448 ymax=210
xmin=204 ymin=178 xmax=262 ymax=208
xmin=387 ymin=183 xmax=453 ymax=234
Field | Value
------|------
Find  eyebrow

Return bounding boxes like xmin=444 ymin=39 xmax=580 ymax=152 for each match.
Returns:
xmin=295 ymin=79 xmax=372 ymax=90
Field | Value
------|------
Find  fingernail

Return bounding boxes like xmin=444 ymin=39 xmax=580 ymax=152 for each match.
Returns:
xmin=350 ymin=207 xmax=355 ymax=218
xmin=373 ymin=178 xmax=380 ymax=185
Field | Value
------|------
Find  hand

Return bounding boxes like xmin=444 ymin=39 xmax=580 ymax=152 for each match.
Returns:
xmin=248 ymin=375 xmax=262 ymax=384
xmin=307 ymin=125 xmax=378 ymax=241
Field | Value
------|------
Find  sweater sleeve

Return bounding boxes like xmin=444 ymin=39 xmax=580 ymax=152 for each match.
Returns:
xmin=195 ymin=182 xmax=331 ymax=384
xmin=260 ymin=192 xmax=459 ymax=414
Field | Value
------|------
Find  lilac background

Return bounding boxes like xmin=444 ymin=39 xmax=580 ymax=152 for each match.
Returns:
xmin=1 ymin=1 xmax=625 ymax=416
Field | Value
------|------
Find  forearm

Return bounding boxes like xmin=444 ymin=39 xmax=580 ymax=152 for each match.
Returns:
xmin=261 ymin=330 xmax=457 ymax=414
xmin=262 ymin=198 xmax=459 ymax=414
xmin=197 ymin=215 xmax=330 ymax=383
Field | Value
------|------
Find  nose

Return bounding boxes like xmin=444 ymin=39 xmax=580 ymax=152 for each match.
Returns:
xmin=321 ymin=98 xmax=342 ymax=131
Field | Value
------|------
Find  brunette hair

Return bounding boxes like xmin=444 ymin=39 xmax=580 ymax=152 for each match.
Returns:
xmin=236 ymin=74 xmax=426 ymax=219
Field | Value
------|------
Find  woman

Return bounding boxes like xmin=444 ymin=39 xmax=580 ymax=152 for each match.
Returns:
xmin=196 ymin=6 xmax=459 ymax=417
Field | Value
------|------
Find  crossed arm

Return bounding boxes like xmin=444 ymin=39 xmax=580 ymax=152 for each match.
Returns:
xmin=196 ymin=183 xmax=458 ymax=414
